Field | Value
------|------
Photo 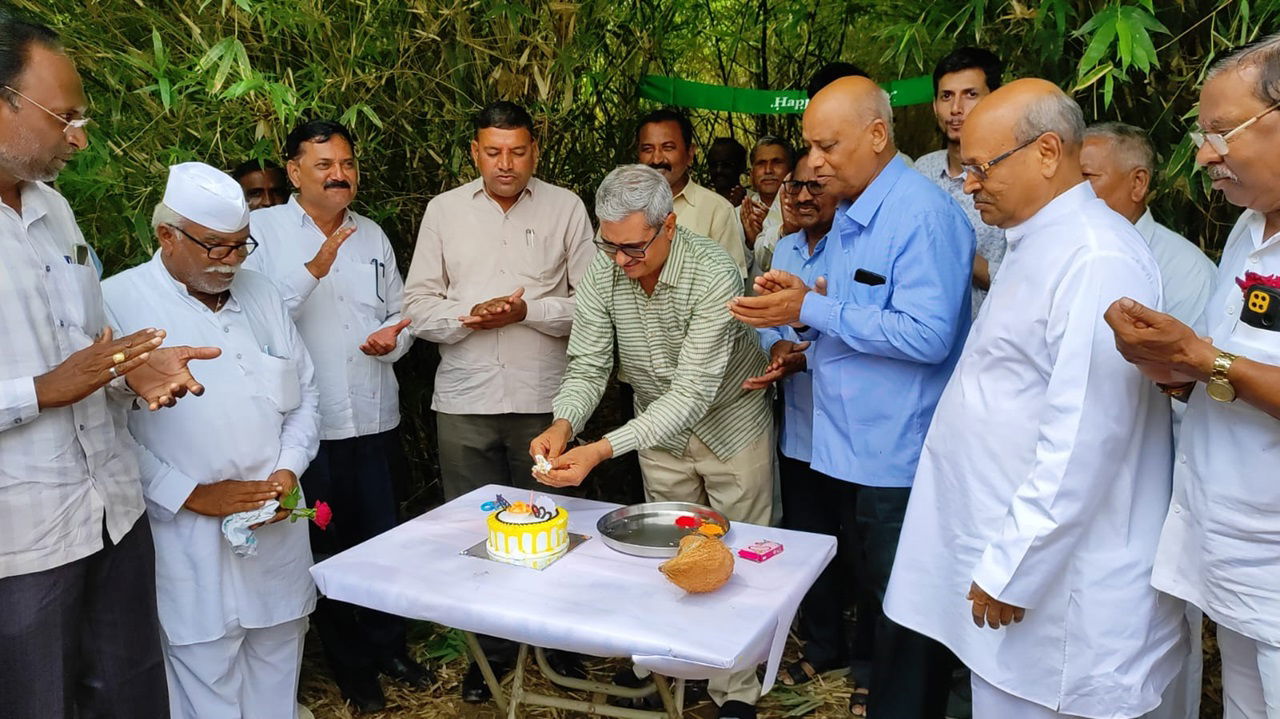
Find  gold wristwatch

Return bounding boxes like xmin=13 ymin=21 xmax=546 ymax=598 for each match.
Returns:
xmin=1206 ymin=350 xmax=1239 ymax=403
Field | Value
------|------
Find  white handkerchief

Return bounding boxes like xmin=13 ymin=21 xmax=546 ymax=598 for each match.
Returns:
xmin=221 ymin=500 xmax=281 ymax=557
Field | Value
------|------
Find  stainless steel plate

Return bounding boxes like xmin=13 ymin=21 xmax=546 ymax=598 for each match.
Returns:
xmin=596 ymin=502 xmax=731 ymax=558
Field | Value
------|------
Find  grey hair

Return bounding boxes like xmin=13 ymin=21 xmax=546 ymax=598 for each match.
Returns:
xmin=1084 ymin=121 xmax=1155 ymax=174
xmin=594 ymin=164 xmax=673 ymax=229
xmin=865 ymin=88 xmax=895 ymax=144
xmin=1207 ymin=32 xmax=1280 ymax=105
xmin=1013 ymin=90 xmax=1085 ymax=148
xmin=151 ymin=202 xmax=186 ymax=232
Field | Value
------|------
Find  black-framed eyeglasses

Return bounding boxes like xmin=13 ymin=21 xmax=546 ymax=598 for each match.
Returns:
xmin=169 ymin=224 xmax=258 ymax=260
xmin=782 ymin=179 xmax=825 ymax=196
xmin=594 ymin=225 xmax=662 ymax=259
xmin=961 ymin=132 xmax=1046 ymax=181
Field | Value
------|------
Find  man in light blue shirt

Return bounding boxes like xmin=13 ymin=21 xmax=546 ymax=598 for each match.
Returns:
xmin=731 ymin=76 xmax=974 ymax=719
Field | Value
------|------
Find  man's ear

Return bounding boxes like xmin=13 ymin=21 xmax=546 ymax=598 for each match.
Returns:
xmin=285 ymin=159 xmax=303 ymax=189
xmin=1038 ymin=133 xmax=1064 ymax=178
xmin=1130 ymin=167 xmax=1152 ymax=205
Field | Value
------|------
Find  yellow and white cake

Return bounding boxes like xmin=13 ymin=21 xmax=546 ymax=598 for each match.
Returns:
xmin=486 ymin=504 xmax=570 ymax=569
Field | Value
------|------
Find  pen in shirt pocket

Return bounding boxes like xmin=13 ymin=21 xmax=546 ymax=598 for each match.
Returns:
xmin=525 ymin=229 xmax=534 ymax=248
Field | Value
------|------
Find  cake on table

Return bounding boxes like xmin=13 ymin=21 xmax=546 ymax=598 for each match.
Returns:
xmin=486 ymin=496 xmax=569 ymax=569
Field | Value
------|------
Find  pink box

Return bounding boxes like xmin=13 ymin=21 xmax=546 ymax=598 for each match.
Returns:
xmin=738 ymin=540 xmax=783 ymax=562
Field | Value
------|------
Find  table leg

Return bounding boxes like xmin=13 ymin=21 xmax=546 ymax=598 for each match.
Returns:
xmin=461 ymin=631 xmax=508 ymax=713
xmin=508 ymin=643 xmax=529 ymax=719
xmin=652 ymin=674 xmax=678 ymax=719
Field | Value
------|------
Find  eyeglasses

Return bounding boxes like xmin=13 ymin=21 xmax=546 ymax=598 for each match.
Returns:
xmin=1190 ymin=101 xmax=1280 ymax=156
xmin=594 ymin=225 xmax=662 ymax=259
xmin=169 ymin=224 xmax=259 ymax=260
xmin=1 ymin=85 xmax=90 ymax=135
xmin=782 ymin=179 xmax=825 ymax=196
xmin=961 ymin=133 xmax=1045 ymax=181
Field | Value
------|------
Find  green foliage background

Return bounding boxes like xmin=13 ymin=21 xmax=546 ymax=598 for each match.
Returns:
xmin=18 ymin=0 xmax=1278 ymax=506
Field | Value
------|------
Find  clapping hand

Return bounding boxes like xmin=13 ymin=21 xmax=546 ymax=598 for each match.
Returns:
xmin=729 ymin=270 xmax=816 ymax=328
xmin=33 ymin=327 xmax=164 ymax=409
xmin=460 ymin=288 xmax=528 ymax=330
xmin=742 ymin=339 xmax=810 ymax=390
xmin=360 ymin=318 xmax=412 ymax=356
xmin=125 ymin=344 xmax=222 ymax=410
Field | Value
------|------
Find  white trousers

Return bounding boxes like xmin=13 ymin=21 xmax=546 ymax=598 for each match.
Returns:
xmin=1143 ymin=606 xmax=1203 ymax=719
xmin=163 ymin=618 xmax=308 ymax=719
xmin=1219 ymin=624 xmax=1280 ymax=719
xmin=971 ymin=674 xmax=1086 ymax=719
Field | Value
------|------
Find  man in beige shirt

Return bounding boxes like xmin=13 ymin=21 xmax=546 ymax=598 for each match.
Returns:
xmin=402 ymin=100 xmax=594 ymax=702
xmin=403 ymin=102 xmax=593 ymax=500
xmin=637 ymin=108 xmax=748 ymax=279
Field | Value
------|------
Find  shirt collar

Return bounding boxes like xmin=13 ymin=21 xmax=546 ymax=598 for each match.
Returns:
xmin=2 ymin=181 xmax=52 ymax=229
xmin=470 ymin=176 xmax=537 ymax=209
xmin=285 ymin=194 xmax=353 ymax=232
xmin=673 ymin=179 xmax=701 ymax=206
xmin=786 ymin=227 xmax=830 ymax=260
xmin=1003 ymin=181 xmax=1095 ymax=246
xmin=842 ymin=155 xmax=908 ymax=229
xmin=147 ymin=251 xmax=242 ymax=314
xmin=654 ymin=225 xmax=691 ymax=288
xmin=1134 ymin=208 xmax=1157 ymax=246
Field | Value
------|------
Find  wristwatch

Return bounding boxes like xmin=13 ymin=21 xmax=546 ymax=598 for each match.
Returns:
xmin=1206 ymin=350 xmax=1239 ymax=403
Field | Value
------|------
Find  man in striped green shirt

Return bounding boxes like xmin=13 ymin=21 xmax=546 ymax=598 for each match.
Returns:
xmin=530 ymin=164 xmax=773 ymax=718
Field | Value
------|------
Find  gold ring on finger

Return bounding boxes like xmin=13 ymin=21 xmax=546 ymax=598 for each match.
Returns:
xmin=112 ymin=351 xmax=127 ymax=365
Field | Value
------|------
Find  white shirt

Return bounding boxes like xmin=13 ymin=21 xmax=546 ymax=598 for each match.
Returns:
xmin=403 ymin=178 xmax=594 ymax=415
xmin=748 ymin=190 xmax=784 ymax=275
xmin=884 ymin=183 xmax=1186 ymax=719
xmin=1153 ymin=210 xmax=1280 ymax=648
xmin=103 ymin=256 xmax=318 ymax=645
xmin=1135 ymin=209 xmax=1216 ymax=326
xmin=0 ymin=181 xmax=145 ymax=579
xmin=246 ymin=196 xmax=410 ymax=440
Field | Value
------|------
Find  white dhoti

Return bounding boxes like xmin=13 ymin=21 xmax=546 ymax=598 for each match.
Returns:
xmin=971 ymin=674 xmax=1088 ymax=719
xmin=1143 ymin=606 xmax=1203 ymax=719
xmin=1219 ymin=624 xmax=1280 ymax=719
xmin=163 ymin=617 xmax=308 ymax=719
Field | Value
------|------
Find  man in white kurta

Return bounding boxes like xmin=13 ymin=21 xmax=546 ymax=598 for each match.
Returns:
xmin=1105 ymin=36 xmax=1280 ymax=719
xmin=102 ymin=163 xmax=319 ymax=719
xmin=884 ymin=80 xmax=1186 ymax=719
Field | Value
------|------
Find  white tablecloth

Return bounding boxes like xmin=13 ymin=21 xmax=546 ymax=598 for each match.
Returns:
xmin=310 ymin=485 xmax=836 ymax=692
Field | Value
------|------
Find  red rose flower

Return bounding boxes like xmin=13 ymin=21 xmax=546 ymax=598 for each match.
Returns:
xmin=313 ymin=501 xmax=333 ymax=531
xmin=1236 ymin=271 xmax=1280 ymax=296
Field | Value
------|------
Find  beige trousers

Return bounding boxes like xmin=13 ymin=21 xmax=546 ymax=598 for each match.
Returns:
xmin=637 ymin=426 xmax=775 ymax=706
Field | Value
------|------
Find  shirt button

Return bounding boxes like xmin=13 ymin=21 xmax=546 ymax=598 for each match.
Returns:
xmin=235 ymin=353 xmax=243 ymax=360
xmin=78 ymin=424 xmax=85 ymax=431
xmin=223 ymin=327 xmax=231 ymax=333
xmin=13 ymin=418 xmax=21 ymax=425
xmin=344 ymin=324 xmax=350 ymax=330
xmin=1251 ymin=256 xmax=1259 ymax=264
xmin=44 ymin=265 xmax=51 ymax=272
xmin=1228 ymin=306 xmax=1236 ymax=315
xmin=59 ymin=320 xmax=64 ymax=327
xmin=1172 ymin=504 xmax=1182 ymax=514
xmin=338 ymin=296 xmax=344 ymax=302
xmin=1179 ymin=454 xmax=1187 ymax=464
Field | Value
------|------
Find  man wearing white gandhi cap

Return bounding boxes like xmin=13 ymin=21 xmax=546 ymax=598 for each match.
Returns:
xmin=102 ymin=161 xmax=321 ymax=719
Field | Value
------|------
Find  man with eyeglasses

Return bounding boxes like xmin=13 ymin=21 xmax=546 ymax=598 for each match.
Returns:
xmin=101 ymin=162 xmax=319 ymax=719
xmin=915 ymin=46 xmax=1008 ymax=317
xmin=0 ymin=10 xmax=222 ymax=717
xmin=245 ymin=119 xmax=427 ymax=712
xmin=1104 ymin=34 xmax=1280 ymax=719
xmin=530 ymin=164 xmax=772 ymax=719
xmin=883 ymin=79 xmax=1187 ymax=719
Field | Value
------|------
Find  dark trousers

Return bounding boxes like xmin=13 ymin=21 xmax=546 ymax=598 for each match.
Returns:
xmin=0 ymin=515 xmax=168 ymax=719
xmin=437 ymin=411 xmax=552 ymax=663
xmin=436 ymin=411 xmax=553 ymax=502
xmin=301 ymin=429 xmax=408 ymax=683
xmin=780 ymin=458 xmax=955 ymax=719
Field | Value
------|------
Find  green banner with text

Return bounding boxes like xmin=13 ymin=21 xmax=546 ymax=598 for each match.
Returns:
xmin=637 ymin=74 xmax=935 ymax=114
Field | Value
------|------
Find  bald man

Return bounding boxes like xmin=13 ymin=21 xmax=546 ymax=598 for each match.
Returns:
xmin=884 ymin=79 xmax=1187 ymax=719
xmin=731 ymin=76 xmax=975 ymax=719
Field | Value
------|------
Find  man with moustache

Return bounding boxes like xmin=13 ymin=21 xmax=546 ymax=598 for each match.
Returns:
xmin=232 ymin=158 xmax=289 ymax=210
xmin=246 ymin=119 xmax=425 ymax=712
xmin=402 ymin=100 xmax=594 ymax=702
xmin=0 ymin=10 xmax=220 ymax=716
xmin=636 ymin=108 xmax=748 ymax=279
xmin=739 ymin=150 xmax=853 ymax=687
xmin=741 ymin=136 xmax=794 ymax=274
xmin=884 ymin=79 xmax=1186 ymax=719
xmin=1106 ymin=34 xmax=1280 ymax=718
xmin=103 ymin=162 xmax=319 ymax=719
xmin=531 ymin=163 xmax=772 ymax=719
xmin=728 ymin=76 xmax=974 ymax=718
xmin=915 ymin=47 xmax=1007 ymax=317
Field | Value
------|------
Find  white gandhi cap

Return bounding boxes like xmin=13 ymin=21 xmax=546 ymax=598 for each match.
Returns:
xmin=161 ymin=162 xmax=250 ymax=233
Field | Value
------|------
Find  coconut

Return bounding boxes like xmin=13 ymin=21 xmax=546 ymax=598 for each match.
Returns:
xmin=659 ymin=534 xmax=734 ymax=593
